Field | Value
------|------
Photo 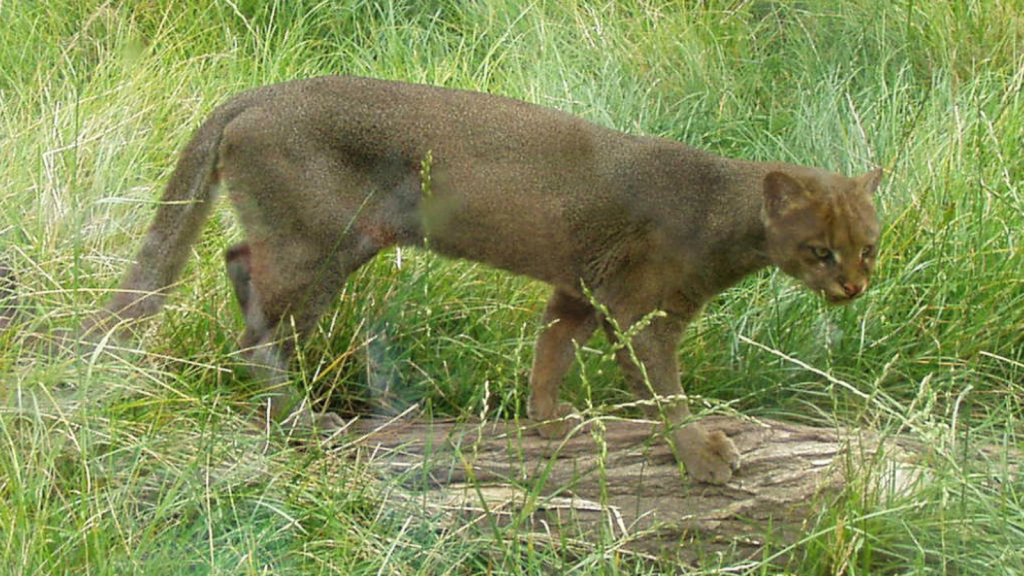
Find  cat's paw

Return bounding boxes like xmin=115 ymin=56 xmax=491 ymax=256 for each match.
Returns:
xmin=675 ymin=427 xmax=741 ymax=485
xmin=534 ymin=402 xmax=584 ymax=439
xmin=709 ymin=430 xmax=741 ymax=472
xmin=314 ymin=411 xmax=347 ymax=433
xmin=280 ymin=404 xmax=347 ymax=434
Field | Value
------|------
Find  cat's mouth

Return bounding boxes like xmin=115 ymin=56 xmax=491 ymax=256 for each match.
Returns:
xmin=822 ymin=287 xmax=867 ymax=305
xmin=811 ymin=278 xmax=868 ymax=304
xmin=824 ymin=293 xmax=857 ymax=305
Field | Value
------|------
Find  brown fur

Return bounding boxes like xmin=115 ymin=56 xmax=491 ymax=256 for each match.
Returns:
xmin=87 ymin=76 xmax=881 ymax=484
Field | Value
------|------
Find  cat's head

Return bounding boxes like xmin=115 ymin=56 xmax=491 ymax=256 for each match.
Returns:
xmin=762 ymin=167 xmax=882 ymax=304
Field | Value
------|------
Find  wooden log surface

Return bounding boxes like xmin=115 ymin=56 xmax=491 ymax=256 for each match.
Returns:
xmin=344 ymin=413 xmax=926 ymax=565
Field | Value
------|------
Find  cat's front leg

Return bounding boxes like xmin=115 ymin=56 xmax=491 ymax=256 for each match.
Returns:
xmin=609 ymin=313 xmax=741 ymax=484
xmin=527 ymin=289 xmax=600 ymax=438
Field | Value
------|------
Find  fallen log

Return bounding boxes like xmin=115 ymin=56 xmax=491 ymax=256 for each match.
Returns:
xmin=344 ymin=413 xmax=928 ymax=566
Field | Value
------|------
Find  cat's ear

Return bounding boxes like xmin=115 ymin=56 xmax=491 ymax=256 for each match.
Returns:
xmin=763 ymin=171 xmax=810 ymax=218
xmin=857 ymin=167 xmax=883 ymax=195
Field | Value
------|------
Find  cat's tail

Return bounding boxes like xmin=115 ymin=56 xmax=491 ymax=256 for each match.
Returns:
xmin=84 ymin=97 xmax=252 ymax=334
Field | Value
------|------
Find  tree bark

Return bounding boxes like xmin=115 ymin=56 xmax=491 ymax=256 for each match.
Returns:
xmin=347 ymin=413 xmax=924 ymax=566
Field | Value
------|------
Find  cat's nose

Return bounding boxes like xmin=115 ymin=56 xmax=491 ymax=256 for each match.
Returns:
xmin=841 ymin=281 xmax=864 ymax=298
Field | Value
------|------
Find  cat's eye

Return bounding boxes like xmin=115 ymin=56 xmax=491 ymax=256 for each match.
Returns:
xmin=861 ymin=245 xmax=875 ymax=259
xmin=809 ymin=246 xmax=835 ymax=263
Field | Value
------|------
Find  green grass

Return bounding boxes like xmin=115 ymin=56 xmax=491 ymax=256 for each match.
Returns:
xmin=2 ymin=0 xmax=1022 ymax=573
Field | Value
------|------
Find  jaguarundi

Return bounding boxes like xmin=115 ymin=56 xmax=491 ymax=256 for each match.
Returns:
xmin=72 ymin=76 xmax=881 ymax=484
